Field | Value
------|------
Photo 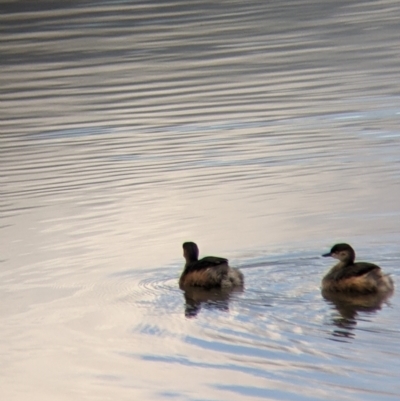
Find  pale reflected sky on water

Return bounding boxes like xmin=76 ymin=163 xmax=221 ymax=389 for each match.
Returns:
xmin=1 ymin=1 xmax=400 ymax=400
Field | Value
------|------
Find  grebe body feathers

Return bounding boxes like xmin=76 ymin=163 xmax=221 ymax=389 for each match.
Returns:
xmin=322 ymin=243 xmax=393 ymax=294
xmin=179 ymin=242 xmax=244 ymax=289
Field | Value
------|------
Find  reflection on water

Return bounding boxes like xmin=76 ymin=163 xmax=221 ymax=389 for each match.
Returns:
xmin=1 ymin=0 xmax=400 ymax=400
xmin=182 ymin=286 xmax=243 ymax=318
xmin=322 ymin=289 xmax=394 ymax=342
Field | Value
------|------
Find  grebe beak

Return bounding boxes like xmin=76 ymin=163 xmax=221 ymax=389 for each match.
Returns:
xmin=322 ymin=252 xmax=332 ymax=257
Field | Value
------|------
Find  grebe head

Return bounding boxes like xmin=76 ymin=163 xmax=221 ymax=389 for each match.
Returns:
xmin=183 ymin=242 xmax=199 ymax=263
xmin=322 ymin=243 xmax=356 ymax=263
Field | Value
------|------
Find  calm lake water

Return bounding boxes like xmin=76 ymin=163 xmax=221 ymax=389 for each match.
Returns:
xmin=1 ymin=1 xmax=400 ymax=400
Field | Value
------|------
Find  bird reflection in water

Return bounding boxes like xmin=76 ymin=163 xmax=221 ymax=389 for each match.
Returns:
xmin=322 ymin=289 xmax=393 ymax=341
xmin=181 ymin=286 xmax=243 ymax=318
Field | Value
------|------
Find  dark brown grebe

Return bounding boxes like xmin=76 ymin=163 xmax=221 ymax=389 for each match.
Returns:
xmin=321 ymin=243 xmax=394 ymax=294
xmin=179 ymin=242 xmax=244 ymax=289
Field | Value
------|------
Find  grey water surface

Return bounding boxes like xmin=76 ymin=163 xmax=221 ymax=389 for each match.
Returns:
xmin=1 ymin=1 xmax=400 ymax=400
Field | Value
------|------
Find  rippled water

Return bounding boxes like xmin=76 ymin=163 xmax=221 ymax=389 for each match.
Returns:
xmin=1 ymin=1 xmax=400 ymax=400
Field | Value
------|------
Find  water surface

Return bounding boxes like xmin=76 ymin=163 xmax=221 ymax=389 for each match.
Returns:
xmin=1 ymin=1 xmax=400 ymax=400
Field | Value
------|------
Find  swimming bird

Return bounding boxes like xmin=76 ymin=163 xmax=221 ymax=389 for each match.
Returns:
xmin=321 ymin=243 xmax=394 ymax=294
xmin=179 ymin=242 xmax=244 ymax=289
